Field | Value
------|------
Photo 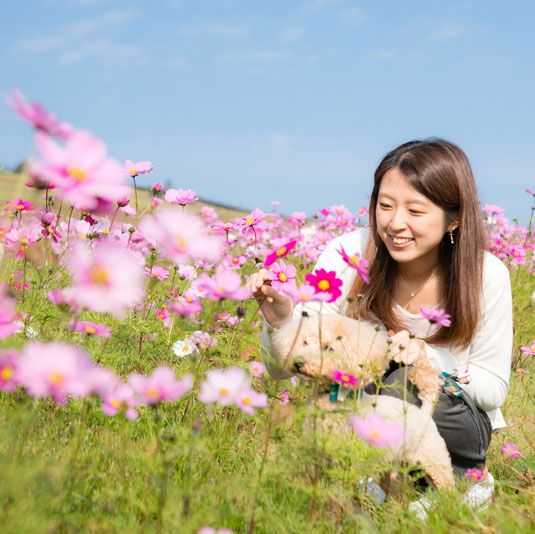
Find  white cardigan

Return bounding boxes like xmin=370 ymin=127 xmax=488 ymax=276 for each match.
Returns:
xmin=262 ymin=228 xmax=513 ymax=430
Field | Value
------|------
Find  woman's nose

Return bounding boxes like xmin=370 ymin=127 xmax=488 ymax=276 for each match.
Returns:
xmin=389 ymin=209 xmax=407 ymax=230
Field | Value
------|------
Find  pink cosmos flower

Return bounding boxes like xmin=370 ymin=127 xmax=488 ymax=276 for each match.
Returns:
xmin=0 ymin=286 xmax=20 ymax=339
xmin=238 ymin=208 xmax=265 ymax=229
xmin=177 ymin=264 xmax=198 ymax=280
xmin=483 ymin=204 xmax=505 ymax=216
xmin=16 ymin=342 xmax=94 ymax=404
xmin=268 ymin=260 xmax=297 ymax=292
xmin=69 ymin=320 xmax=112 ymax=338
xmin=5 ymin=226 xmax=41 ymax=259
xmin=507 ymin=246 xmax=526 ymax=265
xmin=152 ymin=182 xmax=163 ymax=193
xmin=337 ymin=246 xmax=370 ymax=284
xmin=169 ymin=292 xmax=203 ymax=318
xmin=139 ymin=209 xmax=223 ymax=265
xmin=249 ymin=361 xmax=266 ymax=377
xmin=0 ymin=351 xmax=20 ymax=392
xmin=283 ymin=283 xmax=332 ymax=304
xmin=124 ymin=160 xmax=153 ymax=177
xmin=465 ymin=468 xmax=485 ymax=481
xmin=264 ymin=239 xmax=297 ymax=268
xmin=12 ymin=198 xmax=34 ymax=213
xmin=348 ymin=413 xmax=405 ymax=449
xmin=198 ymin=528 xmax=233 ymax=534
xmin=332 ymin=370 xmax=358 ymax=387
xmin=129 ymin=367 xmax=193 ymax=405
xmin=33 ymin=130 xmax=131 ymax=212
xmin=188 ymin=330 xmax=217 ymax=349
xmin=197 ymin=269 xmax=251 ymax=301
xmin=102 ymin=383 xmax=140 ymax=420
xmin=165 ymin=188 xmax=199 ymax=206
xmin=235 ymin=387 xmax=268 ymax=415
xmin=198 ymin=367 xmax=251 ymax=406
xmin=145 ymin=265 xmax=170 ymax=280
xmin=419 ymin=306 xmax=452 ymax=327
xmin=201 ymin=206 xmax=218 ymax=222
xmin=520 ymin=343 xmax=535 ymax=356
xmin=500 ymin=441 xmax=522 ymax=459
xmin=7 ymin=89 xmax=72 ymax=140
xmin=279 ymin=389 xmax=290 ymax=405
xmin=305 ymin=268 xmax=343 ymax=303
xmin=65 ymin=239 xmax=145 ymax=319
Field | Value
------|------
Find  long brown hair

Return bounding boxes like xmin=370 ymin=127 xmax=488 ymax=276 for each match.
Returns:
xmin=348 ymin=139 xmax=485 ymax=350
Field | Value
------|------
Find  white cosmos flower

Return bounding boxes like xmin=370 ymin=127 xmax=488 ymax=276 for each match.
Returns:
xmin=172 ymin=338 xmax=199 ymax=358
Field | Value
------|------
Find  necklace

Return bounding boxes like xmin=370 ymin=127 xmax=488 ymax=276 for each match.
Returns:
xmin=397 ymin=269 xmax=436 ymax=299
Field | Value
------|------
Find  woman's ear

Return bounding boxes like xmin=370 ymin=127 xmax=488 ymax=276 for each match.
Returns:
xmin=447 ymin=221 xmax=459 ymax=232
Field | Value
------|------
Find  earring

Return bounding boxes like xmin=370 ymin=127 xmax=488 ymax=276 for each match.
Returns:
xmin=449 ymin=230 xmax=454 ymax=245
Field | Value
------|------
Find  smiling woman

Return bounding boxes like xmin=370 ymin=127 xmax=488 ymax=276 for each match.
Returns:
xmin=254 ymin=138 xmax=513 ymax=516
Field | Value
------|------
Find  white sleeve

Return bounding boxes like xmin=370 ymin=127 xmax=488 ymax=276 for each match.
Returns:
xmin=460 ymin=257 xmax=513 ymax=411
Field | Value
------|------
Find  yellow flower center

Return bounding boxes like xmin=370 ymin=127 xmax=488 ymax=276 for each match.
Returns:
xmin=84 ymin=326 xmax=96 ymax=334
xmin=110 ymin=399 xmax=121 ymax=408
xmin=278 ymin=273 xmax=287 ymax=282
xmin=1 ymin=367 xmax=12 ymax=380
xmin=242 ymin=396 xmax=251 ymax=405
xmin=318 ymin=279 xmax=330 ymax=291
xmin=300 ymin=295 xmax=311 ymax=301
xmin=245 ymin=217 xmax=254 ymax=225
xmin=90 ymin=266 xmax=109 ymax=285
xmin=146 ymin=387 xmax=160 ymax=399
xmin=186 ymin=297 xmax=193 ymax=303
xmin=68 ymin=167 xmax=88 ymax=181
xmin=16 ymin=204 xmax=25 ymax=210
xmin=369 ymin=430 xmax=381 ymax=441
xmin=349 ymin=255 xmax=360 ymax=266
xmin=219 ymin=387 xmax=229 ymax=397
xmin=176 ymin=235 xmax=187 ymax=251
xmin=276 ymin=246 xmax=287 ymax=256
xmin=20 ymin=238 xmax=29 ymax=245
xmin=49 ymin=372 xmax=64 ymax=385
xmin=341 ymin=375 xmax=350 ymax=383
xmin=129 ymin=168 xmax=137 ymax=175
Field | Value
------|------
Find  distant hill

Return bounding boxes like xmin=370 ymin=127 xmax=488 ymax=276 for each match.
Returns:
xmin=0 ymin=171 xmax=248 ymax=222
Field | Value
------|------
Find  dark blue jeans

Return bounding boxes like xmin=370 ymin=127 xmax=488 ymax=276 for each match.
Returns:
xmin=365 ymin=364 xmax=492 ymax=476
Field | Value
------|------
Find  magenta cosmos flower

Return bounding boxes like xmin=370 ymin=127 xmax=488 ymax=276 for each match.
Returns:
xmin=123 ymin=160 xmax=153 ymax=177
xmin=263 ymin=239 xmax=297 ymax=267
xmin=268 ymin=260 xmax=297 ymax=292
xmin=65 ymin=240 xmax=145 ymax=319
xmin=348 ymin=413 xmax=405 ymax=449
xmin=32 ymin=130 xmax=131 ymax=212
xmin=197 ymin=269 xmax=251 ymax=301
xmin=164 ymin=188 xmax=199 ymax=206
xmin=332 ymin=370 xmax=358 ymax=387
xmin=419 ymin=306 xmax=452 ymax=327
xmin=0 ymin=350 xmax=20 ymax=392
xmin=69 ymin=320 xmax=112 ymax=338
xmin=500 ymin=441 xmax=522 ymax=459
xmin=305 ymin=268 xmax=343 ymax=303
xmin=129 ymin=367 xmax=193 ymax=405
xmin=139 ymin=209 xmax=224 ymax=265
xmin=16 ymin=342 xmax=94 ymax=404
xmin=7 ymin=89 xmax=72 ymax=140
xmin=102 ymin=383 xmax=140 ymax=420
xmin=198 ymin=367 xmax=251 ymax=407
xmin=337 ymin=246 xmax=370 ymax=284
xmin=465 ymin=468 xmax=485 ymax=481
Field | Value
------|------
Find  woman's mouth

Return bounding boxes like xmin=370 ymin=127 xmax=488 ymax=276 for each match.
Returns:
xmin=388 ymin=235 xmax=414 ymax=249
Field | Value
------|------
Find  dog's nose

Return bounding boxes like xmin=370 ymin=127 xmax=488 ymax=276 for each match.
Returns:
xmin=292 ymin=359 xmax=305 ymax=373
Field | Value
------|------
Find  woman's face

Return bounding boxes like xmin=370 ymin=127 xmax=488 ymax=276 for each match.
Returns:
xmin=375 ymin=167 xmax=454 ymax=269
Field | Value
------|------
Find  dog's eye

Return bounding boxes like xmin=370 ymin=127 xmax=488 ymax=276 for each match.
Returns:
xmin=303 ymin=340 xmax=308 ymax=346
xmin=336 ymin=335 xmax=343 ymax=341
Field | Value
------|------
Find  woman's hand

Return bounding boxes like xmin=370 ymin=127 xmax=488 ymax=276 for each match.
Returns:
xmin=388 ymin=329 xmax=427 ymax=365
xmin=247 ymin=268 xmax=294 ymax=329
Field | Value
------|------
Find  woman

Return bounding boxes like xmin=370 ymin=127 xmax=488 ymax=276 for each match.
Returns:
xmin=248 ymin=139 xmax=513 ymax=513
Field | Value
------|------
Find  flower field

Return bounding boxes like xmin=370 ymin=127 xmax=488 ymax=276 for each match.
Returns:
xmin=0 ymin=91 xmax=533 ymax=533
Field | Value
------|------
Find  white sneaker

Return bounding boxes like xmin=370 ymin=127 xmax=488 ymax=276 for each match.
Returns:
xmin=462 ymin=471 xmax=494 ymax=510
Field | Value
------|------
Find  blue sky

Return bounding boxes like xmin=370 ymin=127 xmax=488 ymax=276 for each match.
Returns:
xmin=1 ymin=0 xmax=534 ymax=220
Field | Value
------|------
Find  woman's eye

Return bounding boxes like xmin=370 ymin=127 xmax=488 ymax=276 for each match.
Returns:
xmin=409 ymin=209 xmax=423 ymax=215
xmin=379 ymin=203 xmax=391 ymax=209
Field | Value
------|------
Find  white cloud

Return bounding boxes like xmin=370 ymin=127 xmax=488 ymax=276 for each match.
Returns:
xmin=368 ymin=48 xmax=394 ymax=60
xmin=216 ymin=49 xmax=289 ymax=65
xmin=279 ymin=26 xmax=305 ymax=42
xmin=430 ymin=25 xmax=466 ymax=41
xmin=340 ymin=6 xmax=367 ymax=25
xmin=58 ymin=39 xmax=142 ymax=65
xmin=178 ymin=23 xmax=249 ymax=38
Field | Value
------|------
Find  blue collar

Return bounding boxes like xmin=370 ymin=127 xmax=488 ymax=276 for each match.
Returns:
xmin=329 ymin=382 xmax=364 ymax=402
